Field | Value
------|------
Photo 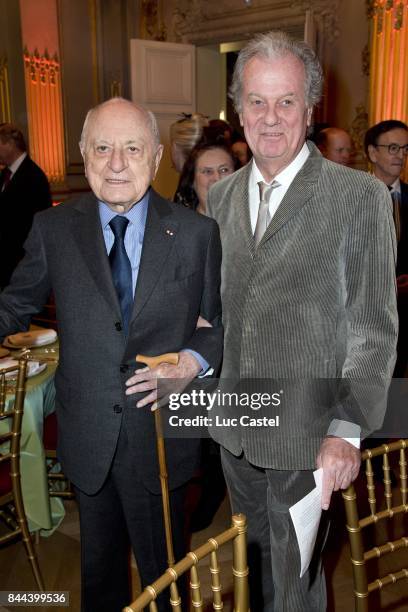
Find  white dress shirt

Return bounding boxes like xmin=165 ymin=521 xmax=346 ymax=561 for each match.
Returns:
xmin=8 ymin=152 xmax=27 ymax=176
xmin=248 ymin=143 xmax=310 ymax=232
xmin=390 ymin=177 xmax=401 ymax=195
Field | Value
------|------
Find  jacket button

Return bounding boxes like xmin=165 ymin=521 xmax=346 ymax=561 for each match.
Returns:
xmin=113 ymin=404 xmax=122 ymax=414
xmin=115 ymin=321 xmax=122 ymax=331
xmin=120 ymin=364 xmax=129 ymax=373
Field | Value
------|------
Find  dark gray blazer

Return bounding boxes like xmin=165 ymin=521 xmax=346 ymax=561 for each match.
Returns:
xmin=0 ymin=189 xmax=223 ymax=494
xmin=207 ymin=142 xmax=398 ymax=470
xmin=0 ymin=155 xmax=52 ymax=288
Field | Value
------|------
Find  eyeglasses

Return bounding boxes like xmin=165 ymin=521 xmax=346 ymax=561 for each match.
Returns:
xmin=375 ymin=143 xmax=408 ymax=155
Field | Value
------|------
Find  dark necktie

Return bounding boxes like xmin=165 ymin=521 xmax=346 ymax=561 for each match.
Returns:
xmin=109 ymin=216 xmax=133 ymax=334
xmin=1 ymin=167 xmax=12 ymax=191
xmin=388 ymin=186 xmax=401 ymax=243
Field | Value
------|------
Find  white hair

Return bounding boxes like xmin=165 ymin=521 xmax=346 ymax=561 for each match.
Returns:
xmin=230 ymin=31 xmax=323 ymax=113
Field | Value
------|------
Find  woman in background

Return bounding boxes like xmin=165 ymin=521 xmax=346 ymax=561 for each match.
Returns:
xmin=175 ymin=141 xmax=236 ymax=532
xmin=175 ymin=141 xmax=236 ymax=214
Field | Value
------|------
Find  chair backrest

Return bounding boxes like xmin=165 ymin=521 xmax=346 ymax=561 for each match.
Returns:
xmin=123 ymin=513 xmax=249 ymax=612
xmin=0 ymin=359 xmax=28 ymax=466
xmin=342 ymin=439 xmax=408 ymax=612
xmin=0 ymin=359 xmax=45 ymax=590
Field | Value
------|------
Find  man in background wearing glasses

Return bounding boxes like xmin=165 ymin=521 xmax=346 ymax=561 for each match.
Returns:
xmin=365 ymin=119 xmax=408 ymax=377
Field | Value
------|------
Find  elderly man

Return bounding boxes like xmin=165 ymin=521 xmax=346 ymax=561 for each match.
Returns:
xmin=365 ymin=120 xmax=408 ymax=377
xmin=0 ymin=98 xmax=222 ymax=611
xmin=207 ymin=32 xmax=397 ymax=611
xmin=0 ymin=123 xmax=51 ymax=288
xmin=315 ymin=126 xmax=352 ymax=166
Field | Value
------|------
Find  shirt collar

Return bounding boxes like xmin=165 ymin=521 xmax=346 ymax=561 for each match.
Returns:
xmin=9 ymin=152 xmax=27 ymax=175
xmin=390 ymin=178 xmax=401 ymax=193
xmin=98 ymin=188 xmax=150 ymax=230
xmin=250 ymin=142 xmax=310 ymax=190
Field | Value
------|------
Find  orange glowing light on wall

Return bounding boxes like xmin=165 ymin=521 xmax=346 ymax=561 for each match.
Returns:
xmin=369 ymin=0 xmax=408 ymax=181
xmin=0 ymin=57 xmax=11 ymax=124
xmin=23 ymin=49 xmax=65 ymax=184
xmin=369 ymin=1 xmax=408 ymax=125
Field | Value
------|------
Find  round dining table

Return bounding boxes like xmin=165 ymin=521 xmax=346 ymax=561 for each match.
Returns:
xmin=1 ymin=339 xmax=65 ymax=535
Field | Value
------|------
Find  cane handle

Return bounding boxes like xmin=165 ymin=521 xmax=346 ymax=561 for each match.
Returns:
xmin=136 ymin=352 xmax=179 ymax=369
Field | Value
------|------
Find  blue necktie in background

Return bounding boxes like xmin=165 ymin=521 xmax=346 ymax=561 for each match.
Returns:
xmin=109 ymin=216 xmax=133 ymax=334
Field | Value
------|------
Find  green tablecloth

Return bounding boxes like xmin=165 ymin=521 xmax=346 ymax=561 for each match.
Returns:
xmin=3 ymin=344 xmax=65 ymax=535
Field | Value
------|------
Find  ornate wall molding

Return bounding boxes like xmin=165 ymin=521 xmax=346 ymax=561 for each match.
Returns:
xmin=368 ymin=0 xmax=408 ymax=126
xmin=140 ymin=0 xmax=167 ymax=40
xmin=172 ymin=1 xmax=306 ymax=44
xmin=291 ymin=0 xmax=341 ymax=41
xmin=361 ymin=43 xmax=370 ymax=76
xmin=23 ymin=48 xmax=65 ymax=183
xmin=350 ymin=103 xmax=369 ymax=156
xmin=170 ymin=0 xmax=341 ymax=44
xmin=368 ymin=0 xmax=406 ymax=33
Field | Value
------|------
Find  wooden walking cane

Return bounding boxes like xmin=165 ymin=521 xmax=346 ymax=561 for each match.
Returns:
xmin=135 ymin=352 xmax=179 ymax=568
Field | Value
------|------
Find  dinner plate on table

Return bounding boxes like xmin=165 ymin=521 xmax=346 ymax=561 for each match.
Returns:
xmin=3 ymin=329 xmax=58 ymax=349
xmin=0 ymin=359 xmax=47 ymax=378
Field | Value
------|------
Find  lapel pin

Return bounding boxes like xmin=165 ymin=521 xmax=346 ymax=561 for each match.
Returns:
xmin=165 ymin=229 xmax=174 ymax=236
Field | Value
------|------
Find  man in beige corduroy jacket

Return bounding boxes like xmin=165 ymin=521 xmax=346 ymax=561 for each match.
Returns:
xmin=207 ymin=31 xmax=397 ymax=612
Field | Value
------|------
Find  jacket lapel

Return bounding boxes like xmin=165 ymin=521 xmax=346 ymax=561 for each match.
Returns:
xmin=70 ymin=193 xmax=121 ymax=319
xmin=130 ymin=190 xmax=179 ymax=323
xmin=232 ymin=164 xmax=254 ymax=253
xmin=259 ymin=141 xmax=323 ymax=246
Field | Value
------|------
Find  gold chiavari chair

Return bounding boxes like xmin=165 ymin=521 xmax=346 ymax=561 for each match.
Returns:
xmin=0 ymin=359 xmax=45 ymax=590
xmin=342 ymin=439 xmax=408 ymax=612
xmin=123 ymin=513 xmax=249 ymax=612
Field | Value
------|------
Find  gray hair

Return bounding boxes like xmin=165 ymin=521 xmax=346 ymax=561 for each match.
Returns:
xmin=230 ymin=31 xmax=323 ymax=113
xmin=79 ymin=97 xmax=161 ymax=152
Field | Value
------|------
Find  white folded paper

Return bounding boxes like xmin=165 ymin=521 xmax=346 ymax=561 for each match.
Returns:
xmin=0 ymin=358 xmax=44 ymax=378
xmin=289 ymin=468 xmax=323 ymax=578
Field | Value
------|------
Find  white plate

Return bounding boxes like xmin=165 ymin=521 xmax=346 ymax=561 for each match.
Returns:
xmin=3 ymin=335 xmax=57 ymax=349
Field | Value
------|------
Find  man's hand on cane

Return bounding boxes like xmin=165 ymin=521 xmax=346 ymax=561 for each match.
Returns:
xmin=125 ymin=315 xmax=211 ymax=409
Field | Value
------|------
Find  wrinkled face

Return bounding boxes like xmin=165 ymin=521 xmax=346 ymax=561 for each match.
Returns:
xmin=324 ymin=131 xmax=352 ymax=166
xmin=193 ymin=148 xmax=235 ymax=211
xmin=81 ymin=101 xmax=163 ymax=212
xmin=368 ymin=128 xmax=408 ymax=184
xmin=239 ymin=54 xmax=311 ymax=181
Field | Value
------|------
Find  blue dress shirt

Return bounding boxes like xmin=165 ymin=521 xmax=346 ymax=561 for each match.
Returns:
xmin=98 ymin=190 xmax=209 ymax=374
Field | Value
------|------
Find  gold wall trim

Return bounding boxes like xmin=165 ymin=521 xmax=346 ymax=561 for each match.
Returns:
xmin=368 ymin=0 xmax=408 ymax=181
xmin=23 ymin=48 xmax=66 ymax=184
xmin=88 ymin=0 xmax=100 ymax=104
xmin=0 ymin=56 xmax=11 ymax=124
xmin=369 ymin=0 xmax=408 ymax=124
